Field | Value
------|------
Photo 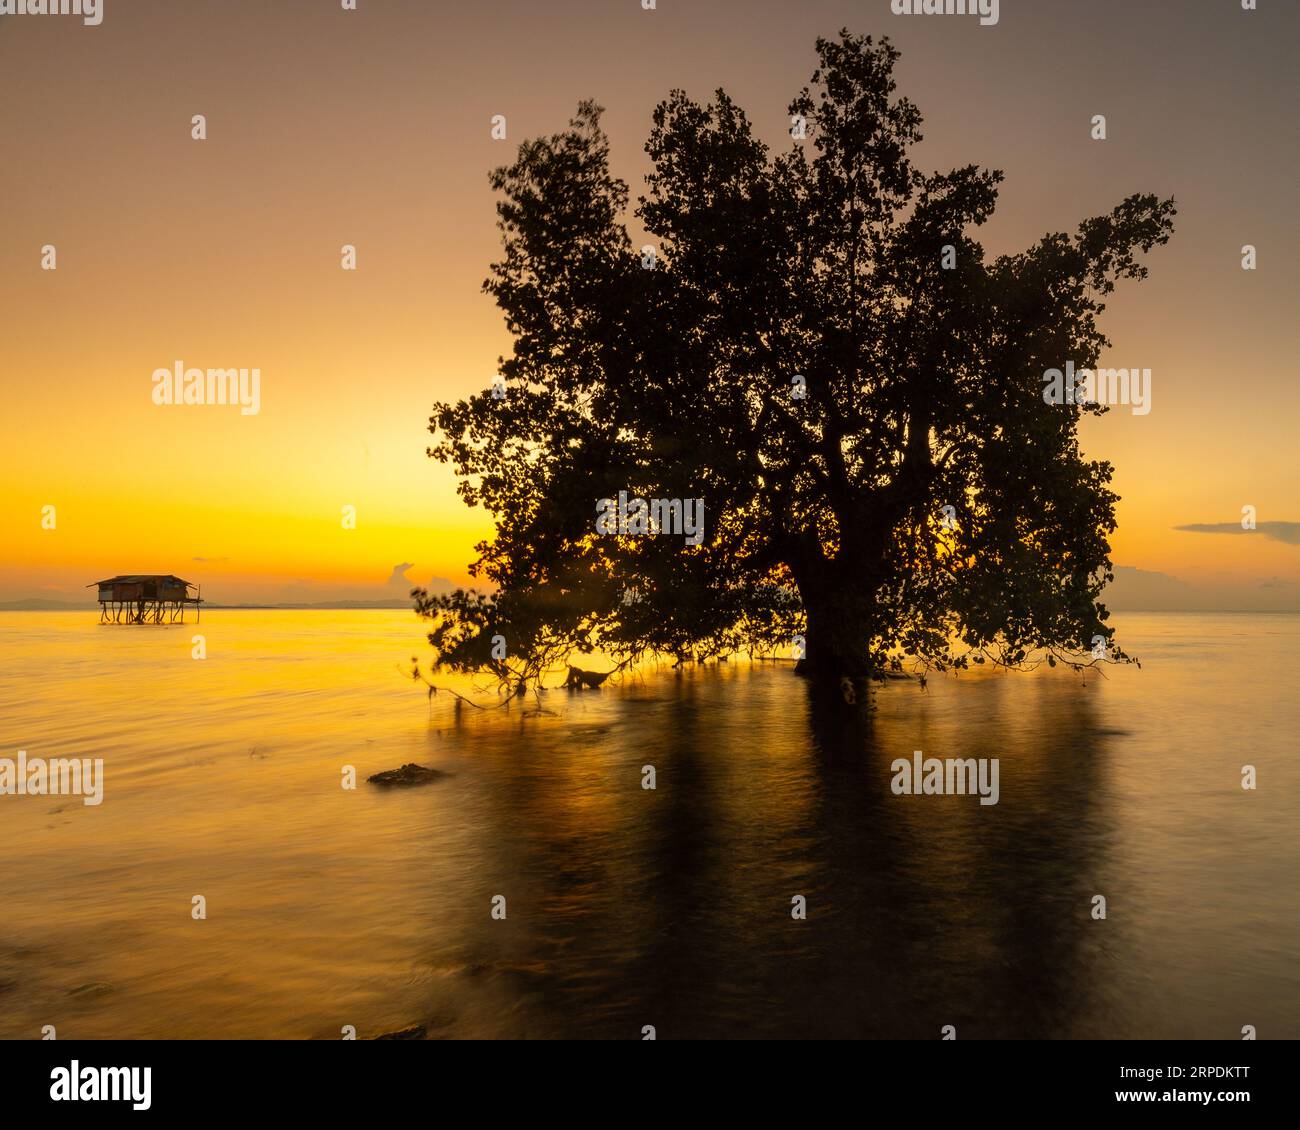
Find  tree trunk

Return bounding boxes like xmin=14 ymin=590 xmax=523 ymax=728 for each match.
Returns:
xmin=795 ymin=579 xmax=877 ymax=699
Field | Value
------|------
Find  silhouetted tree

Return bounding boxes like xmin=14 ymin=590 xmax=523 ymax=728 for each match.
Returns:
xmin=417 ymin=31 xmax=1174 ymax=695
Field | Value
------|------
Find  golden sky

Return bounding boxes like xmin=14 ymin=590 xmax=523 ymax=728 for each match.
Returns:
xmin=1 ymin=0 xmax=1297 ymax=608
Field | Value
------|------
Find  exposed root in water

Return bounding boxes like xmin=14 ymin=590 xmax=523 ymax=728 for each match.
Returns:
xmin=563 ymin=665 xmax=616 ymax=689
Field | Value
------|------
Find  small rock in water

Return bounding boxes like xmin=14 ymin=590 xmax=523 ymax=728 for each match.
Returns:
xmin=367 ymin=763 xmax=446 ymax=787
xmin=376 ymin=1025 xmax=427 ymax=1040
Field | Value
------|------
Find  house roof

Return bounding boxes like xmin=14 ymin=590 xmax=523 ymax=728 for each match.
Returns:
xmin=87 ymin=575 xmax=195 ymax=587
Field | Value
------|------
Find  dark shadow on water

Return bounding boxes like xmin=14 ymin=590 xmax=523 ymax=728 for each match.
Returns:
xmin=427 ymin=665 xmax=1129 ymax=1038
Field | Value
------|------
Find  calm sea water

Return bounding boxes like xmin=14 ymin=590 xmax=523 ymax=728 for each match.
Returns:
xmin=0 ymin=610 xmax=1296 ymax=1040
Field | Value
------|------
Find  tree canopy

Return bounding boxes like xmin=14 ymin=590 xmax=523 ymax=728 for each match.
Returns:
xmin=417 ymin=30 xmax=1175 ymax=696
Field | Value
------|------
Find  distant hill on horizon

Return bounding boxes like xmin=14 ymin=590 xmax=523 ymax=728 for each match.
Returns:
xmin=2 ymin=570 xmax=1297 ymax=614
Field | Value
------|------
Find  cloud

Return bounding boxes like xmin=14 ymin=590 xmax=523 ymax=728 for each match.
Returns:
xmin=1103 ymin=564 xmax=1300 ymax=611
xmin=1103 ymin=565 xmax=1189 ymax=610
xmin=192 ymin=556 xmax=229 ymax=563
xmin=1174 ymin=521 xmax=1300 ymax=545
xmin=386 ymin=563 xmax=453 ymax=594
